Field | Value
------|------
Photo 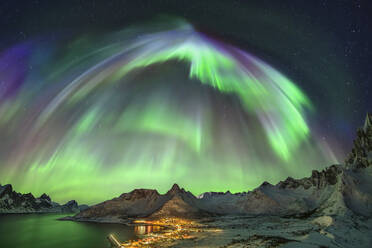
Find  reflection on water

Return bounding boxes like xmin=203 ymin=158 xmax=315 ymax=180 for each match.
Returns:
xmin=0 ymin=214 xmax=137 ymax=248
xmin=134 ymin=225 xmax=163 ymax=235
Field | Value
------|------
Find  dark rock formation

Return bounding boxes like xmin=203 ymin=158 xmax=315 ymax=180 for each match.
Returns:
xmin=345 ymin=113 xmax=372 ymax=169
xmin=78 ymin=204 xmax=90 ymax=211
xmin=40 ymin=193 xmax=51 ymax=202
xmin=148 ymin=194 xmax=209 ymax=219
xmin=74 ymin=188 xmax=165 ymax=220
xmin=0 ymin=184 xmax=86 ymax=213
xmin=278 ymin=164 xmax=343 ymax=190
xmin=73 ymin=183 xmax=210 ymax=221
xmin=61 ymin=200 xmax=79 ymax=213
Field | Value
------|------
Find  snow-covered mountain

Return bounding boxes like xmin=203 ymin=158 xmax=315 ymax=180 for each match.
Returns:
xmin=72 ymin=183 xmax=210 ymax=222
xmin=148 ymin=184 xmax=210 ymax=219
xmin=197 ymin=113 xmax=372 ymax=217
xmin=70 ymin=113 xmax=372 ymax=222
xmin=0 ymin=184 xmax=87 ymax=213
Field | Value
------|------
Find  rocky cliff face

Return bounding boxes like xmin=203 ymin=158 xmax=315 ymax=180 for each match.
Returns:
xmin=0 ymin=184 xmax=85 ymax=213
xmin=345 ymin=113 xmax=372 ymax=169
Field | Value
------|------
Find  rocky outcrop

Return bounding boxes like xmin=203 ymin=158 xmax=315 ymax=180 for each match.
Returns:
xmin=277 ymin=165 xmax=342 ymax=190
xmin=345 ymin=113 xmax=372 ymax=169
xmin=0 ymin=184 xmax=86 ymax=213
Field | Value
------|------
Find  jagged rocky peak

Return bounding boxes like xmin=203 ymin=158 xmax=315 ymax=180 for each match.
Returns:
xmin=259 ymin=181 xmax=273 ymax=188
xmin=198 ymin=190 xmax=247 ymax=199
xmin=363 ymin=112 xmax=372 ymax=132
xmin=0 ymin=184 xmax=13 ymax=197
xmin=198 ymin=192 xmax=219 ymax=199
xmin=64 ymin=200 xmax=78 ymax=207
xmin=198 ymin=191 xmax=230 ymax=199
xmin=149 ymin=193 xmax=209 ymax=219
xmin=310 ymin=164 xmax=343 ymax=186
xmin=61 ymin=200 xmax=79 ymax=213
xmin=148 ymin=184 xmax=210 ymax=219
xmin=0 ymin=183 xmax=85 ymax=213
xmin=277 ymin=164 xmax=343 ymax=190
xmin=345 ymin=112 xmax=372 ymax=169
xmin=276 ymin=113 xmax=371 ymax=193
xmin=165 ymin=184 xmax=190 ymax=197
xmin=167 ymin=183 xmax=183 ymax=193
xmin=166 ymin=183 xmax=197 ymax=201
xmin=120 ymin=188 xmax=160 ymax=200
xmin=39 ymin=193 xmax=51 ymax=202
xmin=278 ymin=177 xmax=300 ymax=189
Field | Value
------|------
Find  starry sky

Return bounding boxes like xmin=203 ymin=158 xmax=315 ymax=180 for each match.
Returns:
xmin=0 ymin=0 xmax=371 ymax=204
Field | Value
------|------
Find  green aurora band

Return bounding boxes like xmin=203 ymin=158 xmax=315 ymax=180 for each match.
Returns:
xmin=0 ymin=22 xmax=338 ymax=204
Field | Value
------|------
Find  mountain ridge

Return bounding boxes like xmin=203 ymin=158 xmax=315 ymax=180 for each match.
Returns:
xmin=0 ymin=183 xmax=88 ymax=213
xmin=69 ymin=113 xmax=372 ymax=222
xmin=2 ymin=114 xmax=371 ymax=219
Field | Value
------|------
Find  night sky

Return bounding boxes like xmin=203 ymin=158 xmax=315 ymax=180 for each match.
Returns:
xmin=0 ymin=0 xmax=371 ymax=204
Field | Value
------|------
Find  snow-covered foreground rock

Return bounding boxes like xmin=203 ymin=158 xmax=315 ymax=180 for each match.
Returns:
xmin=166 ymin=214 xmax=372 ymax=248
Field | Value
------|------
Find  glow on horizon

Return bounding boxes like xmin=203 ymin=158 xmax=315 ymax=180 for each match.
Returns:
xmin=0 ymin=21 xmax=338 ymax=204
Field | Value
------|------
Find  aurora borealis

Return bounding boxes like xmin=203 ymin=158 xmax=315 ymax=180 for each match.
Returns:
xmin=0 ymin=21 xmax=338 ymax=204
xmin=0 ymin=1 xmax=370 ymax=205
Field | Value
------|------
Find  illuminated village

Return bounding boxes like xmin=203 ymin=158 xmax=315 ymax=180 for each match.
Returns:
xmin=109 ymin=218 xmax=221 ymax=248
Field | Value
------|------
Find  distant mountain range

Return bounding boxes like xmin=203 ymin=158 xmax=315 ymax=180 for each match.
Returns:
xmin=68 ymin=114 xmax=372 ymax=223
xmin=0 ymin=184 xmax=88 ymax=213
xmin=2 ymin=113 xmax=371 ymax=219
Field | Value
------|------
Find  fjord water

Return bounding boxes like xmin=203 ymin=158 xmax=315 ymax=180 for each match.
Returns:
xmin=0 ymin=214 xmax=137 ymax=248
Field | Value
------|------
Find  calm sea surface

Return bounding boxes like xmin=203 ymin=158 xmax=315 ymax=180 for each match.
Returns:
xmin=0 ymin=213 xmax=138 ymax=248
